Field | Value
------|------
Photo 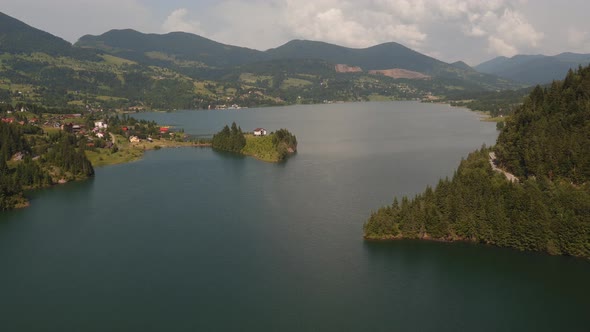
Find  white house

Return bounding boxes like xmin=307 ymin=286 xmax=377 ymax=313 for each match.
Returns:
xmin=94 ymin=121 xmax=108 ymax=129
xmin=96 ymin=132 xmax=105 ymax=139
xmin=253 ymin=128 xmax=267 ymax=136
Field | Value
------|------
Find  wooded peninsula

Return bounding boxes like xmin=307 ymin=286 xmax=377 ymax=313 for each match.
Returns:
xmin=365 ymin=66 xmax=590 ymax=259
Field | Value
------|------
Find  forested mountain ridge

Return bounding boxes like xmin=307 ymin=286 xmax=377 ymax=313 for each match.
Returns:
xmin=76 ymin=29 xmax=268 ymax=68
xmin=0 ymin=11 xmax=98 ymax=60
xmin=475 ymin=53 xmax=590 ymax=85
xmin=495 ymin=67 xmax=590 ymax=184
xmin=364 ymin=65 xmax=590 ymax=259
xmin=77 ymin=31 xmax=519 ymax=91
xmin=0 ymin=11 xmax=524 ymax=111
xmin=265 ymin=39 xmax=445 ymax=73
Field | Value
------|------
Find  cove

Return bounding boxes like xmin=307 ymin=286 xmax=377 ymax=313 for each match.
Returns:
xmin=1 ymin=102 xmax=588 ymax=331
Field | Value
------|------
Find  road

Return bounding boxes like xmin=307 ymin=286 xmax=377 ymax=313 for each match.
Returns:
xmin=489 ymin=152 xmax=519 ymax=183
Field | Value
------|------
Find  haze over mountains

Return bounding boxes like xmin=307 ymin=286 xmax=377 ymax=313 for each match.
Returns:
xmin=475 ymin=53 xmax=590 ymax=85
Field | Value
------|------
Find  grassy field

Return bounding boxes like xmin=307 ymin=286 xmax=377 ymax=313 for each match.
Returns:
xmin=241 ymin=134 xmax=281 ymax=162
xmin=281 ymin=77 xmax=313 ymax=89
xmin=239 ymin=73 xmax=273 ymax=84
xmin=85 ymin=147 xmax=144 ymax=167
xmin=100 ymin=54 xmax=136 ymax=66
xmin=86 ymin=135 xmax=209 ymax=167
xmin=194 ymin=81 xmax=217 ymax=96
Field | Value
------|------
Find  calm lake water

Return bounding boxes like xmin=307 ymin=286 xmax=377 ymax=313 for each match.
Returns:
xmin=1 ymin=102 xmax=589 ymax=331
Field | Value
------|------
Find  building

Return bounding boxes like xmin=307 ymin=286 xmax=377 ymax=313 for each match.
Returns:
xmin=129 ymin=136 xmax=140 ymax=143
xmin=94 ymin=121 xmax=108 ymax=129
xmin=253 ymin=128 xmax=267 ymax=136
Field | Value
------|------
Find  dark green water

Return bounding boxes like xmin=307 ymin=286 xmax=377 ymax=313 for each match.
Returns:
xmin=1 ymin=102 xmax=588 ymax=331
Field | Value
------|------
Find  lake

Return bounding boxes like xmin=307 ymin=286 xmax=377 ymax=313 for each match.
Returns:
xmin=1 ymin=102 xmax=588 ymax=331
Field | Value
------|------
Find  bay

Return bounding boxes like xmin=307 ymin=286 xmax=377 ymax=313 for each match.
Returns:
xmin=1 ymin=102 xmax=588 ymax=331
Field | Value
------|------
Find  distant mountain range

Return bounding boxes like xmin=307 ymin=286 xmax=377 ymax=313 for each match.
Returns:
xmin=0 ymin=10 xmax=528 ymax=111
xmin=475 ymin=53 xmax=590 ymax=85
xmin=76 ymin=30 xmax=452 ymax=73
xmin=77 ymin=29 xmax=517 ymax=90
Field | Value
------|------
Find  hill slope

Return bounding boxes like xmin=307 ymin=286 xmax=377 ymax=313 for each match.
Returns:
xmin=0 ymin=11 xmax=98 ymax=60
xmin=364 ymin=65 xmax=590 ymax=258
xmin=0 ymin=11 xmax=520 ymax=109
xmin=77 ymin=31 xmax=521 ymax=91
xmin=475 ymin=53 xmax=590 ymax=85
xmin=76 ymin=29 xmax=268 ymax=68
xmin=266 ymin=40 xmax=447 ymax=73
xmin=0 ymin=11 xmax=71 ymax=55
xmin=495 ymin=68 xmax=590 ymax=184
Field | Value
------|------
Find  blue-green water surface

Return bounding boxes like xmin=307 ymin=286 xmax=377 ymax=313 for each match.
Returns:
xmin=1 ymin=102 xmax=588 ymax=331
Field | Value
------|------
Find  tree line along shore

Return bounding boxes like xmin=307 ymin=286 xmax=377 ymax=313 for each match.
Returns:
xmin=0 ymin=107 xmax=298 ymax=210
xmin=365 ymin=66 xmax=590 ymax=259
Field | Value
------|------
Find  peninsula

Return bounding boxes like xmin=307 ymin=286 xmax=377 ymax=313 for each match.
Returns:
xmin=364 ymin=66 xmax=590 ymax=259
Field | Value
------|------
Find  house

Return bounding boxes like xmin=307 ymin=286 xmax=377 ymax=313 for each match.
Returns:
xmin=253 ymin=128 xmax=267 ymax=136
xmin=94 ymin=121 xmax=108 ymax=129
xmin=129 ymin=136 xmax=140 ymax=143
xmin=61 ymin=123 xmax=74 ymax=132
xmin=159 ymin=127 xmax=169 ymax=134
xmin=96 ymin=132 xmax=105 ymax=139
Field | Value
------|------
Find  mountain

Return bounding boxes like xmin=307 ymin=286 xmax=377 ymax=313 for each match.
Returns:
xmin=266 ymin=40 xmax=447 ymax=73
xmin=77 ymin=33 xmax=449 ymax=73
xmin=450 ymin=61 xmax=473 ymax=71
xmin=0 ymin=11 xmax=521 ymax=110
xmin=475 ymin=53 xmax=590 ymax=85
xmin=76 ymin=29 xmax=268 ymax=68
xmin=77 ymin=30 xmax=521 ymax=91
xmin=0 ymin=11 xmax=71 ymax=55
xmin=365 ymin=64 xmax=590 ymax=258
xmin=0 ymin=11 xmax=97 ymax=60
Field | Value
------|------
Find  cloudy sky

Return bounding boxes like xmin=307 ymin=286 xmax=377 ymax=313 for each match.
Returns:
xmin=2 ymin=0 xmax=589 ymax=65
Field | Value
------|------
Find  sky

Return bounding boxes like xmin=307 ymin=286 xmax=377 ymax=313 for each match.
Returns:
xmin=1 ymin=0 xmax=589 ymax=65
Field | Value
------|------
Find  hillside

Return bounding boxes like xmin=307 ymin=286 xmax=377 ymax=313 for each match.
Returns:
xmin=364 ymin=65 xmax=590 ymax=259
xmin=0 ymin=11 xmax=522 ymax=110
xmin=77 ymin=30 xmax=521 ymax=92
xmin=0 ymin=12 xmax=97 ymax=60
xmin=76 ymin=29 xmax=268 ymax=68
xmin=475 ymin=53 xmax=590 ymax=85
xmin=265 ymin=40 xmax=518 ymax=90
xmin=0 ymin=122 xmax=94 ymax=211
xmin=266 ymin=40 xmax=447 ymax=73
xmin=495 ymin=68 xmax=590 ymax=184
xmin=450 ymin=61 xmax=473 ymax=71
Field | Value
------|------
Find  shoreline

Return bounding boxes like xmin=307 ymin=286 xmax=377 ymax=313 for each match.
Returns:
xmin=86 ymin=136 xmax=212 ymax=168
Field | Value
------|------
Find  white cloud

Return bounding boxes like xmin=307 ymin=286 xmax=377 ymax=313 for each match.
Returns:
xmin=487 ymin=36 xmax=518 ymax=56
xmin=2 ymin=0 xmax=587 ymax=64
xmin=282 ymin=0 xmax=428 ymax=49
xmin=567 ymin=27 xmax=590 ymax=52
xmin=458 ymin=5 xmax=543 ymax=57
xmin=162 ymin=8 xmax=203 ymax=35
